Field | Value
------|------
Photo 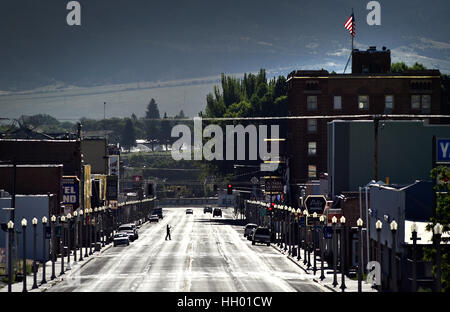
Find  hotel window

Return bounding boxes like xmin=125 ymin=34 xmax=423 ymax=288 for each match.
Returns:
xmin=333 ymin=96 xmax=342 ymax=110
xmin=308 ymin=165 xmax=317 ymax=178
xmin=308 ymin=142 xmax=317 ymax=156
xmin=411 ymin=95 xmax=421 ymax=110
xmin=422 ymin=95 xmax=431 ymax=113
xmin=307 ymin=119 xmax=317 ymax=133
xmin=307 ymin=96 xmax=318 ymax=111
xmin=358 ymin=95 xmax=369 ymax=110
xmin=385 ymin=95 xmax=394 ymax=110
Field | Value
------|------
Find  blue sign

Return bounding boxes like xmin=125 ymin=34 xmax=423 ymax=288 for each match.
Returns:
xmin=62 ymin=177 xmax=80 ymax=209
xmin=323 ymin=226 xmax=333 ymax=239
xmin=436 ymin=138 xmax=450 ymax=164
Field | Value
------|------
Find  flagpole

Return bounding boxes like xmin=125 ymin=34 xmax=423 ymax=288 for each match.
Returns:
xmin=343 ymin=9 xmax=354 ymax=74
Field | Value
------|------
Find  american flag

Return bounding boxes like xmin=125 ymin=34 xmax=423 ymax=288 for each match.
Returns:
xmin=344 ymin=13 xmax=355 ymax=37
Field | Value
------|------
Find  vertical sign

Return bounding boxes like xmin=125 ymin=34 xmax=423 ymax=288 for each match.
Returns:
xmin=436 ymin=138 xmax=450 ymax=164
xmin=109 ymin=155 xmax=120 ymax=176
xmin=62 ymin=176 xmax=80 ymax=210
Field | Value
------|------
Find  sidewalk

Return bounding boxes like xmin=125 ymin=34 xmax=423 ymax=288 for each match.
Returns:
xmin=0 ymin=241 xmax=113 ymax=292
xmin=271 ymin=243 xmax=378 ymax=292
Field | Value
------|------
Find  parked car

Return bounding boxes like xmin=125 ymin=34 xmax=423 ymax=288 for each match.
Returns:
xmin=203 ymin=206 xmax=212 ymax=214
xmin=213 ymin=208 xmax=222 ymax=217
xmin=118 ymin=223 xmax=138 ymax=241
xmin=252 ymin=227 xmax=271 ymax=246
xmin=149 ymin=214 xmax=159 ymax=222
xmin=247 ymin=227 xmax=257 ymax=240
xmin=244 ymin=223 xmax=258 ymax=238
xmin=154 ymin=207 xmax=164 ymax=219
xmin=113 ymin=232 xmax=130 ymax=247
xmin=186 ymin=208 xmax=193 ymax=214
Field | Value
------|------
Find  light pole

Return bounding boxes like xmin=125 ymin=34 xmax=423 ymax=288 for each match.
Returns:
xmin=85 ymin=209 xmax=89 ymax=257
xmin=340 ymin=216 xmax=346 ymax=291
xmin=376 ymin=220 xmax=382 ymax=291
xmin=288 ymin=207 xmax=292 ymax=255
xmin=284 ymin=206 xmax=288 ymax=251
xmin=21 ymin=218 xmax=27 ymax=292
xmin=7 ymin=220 xmax=14 ymax=292
xmin=319 ymin=215 xmax=326 ymax=281
xmin=357 ymin=218 xmax=364 ymax=292
xmin=390 ymin=220 xmax=398 ymax=292
xmin=79 ymin=209 xmax=84 ymax=261
xmin=66 ymin=214 xmax=72 ymax=270
xmin=89 ymin=208 xmax=93 ymax=255
xmin=332 ymin=216 xmax=338 ymax=287
xmin=50 ymin=215 xmax=56 ymax=280
xmin=72 ymin=211 xmax=78 ymax=264
xmin=94 ymin=207 xmax=98 ymax=252
xmin=296 ymin=208 xmax=302 ymax=261
xmin=60 ymin=216 xmax=66 ymax=276
xmin=100 ymin=207 xmax=106 ymax=247
xmin=433 ymin=223 xmax=443 ymax=292
xmin=312 ymin=212 xmax=318 ymax=275
xmin=32 ymin=217 xmax=38 ymax=289
xmin=303 ymin=209 xmax=309 ymax=265
xmin=41 ymin=216 xmax=47 ymax=285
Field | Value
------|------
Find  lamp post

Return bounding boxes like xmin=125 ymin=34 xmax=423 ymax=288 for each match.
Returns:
xmin=32 ymin=217 xmax=38 ymax=289
xmin=89 ymin=208 xmax=93 ymax=255
xmin=72 ymin=211 xmax=78 ymax=264
xmin=376 ymin=220 xmax=382 ymax=291
xmin=340 ymin=216 xmax=346 ymax=291
xmin=433 ymin=223 xmax=443 ymax=292
xmin=94 ymin=207 xmax=98 ymax=252
xmin=297 ymin=208 xmax=302 ymax=261
xmin=288 ymin=207 xmax=292 ymax=255
xmin=85 ymin=209 xmax=89 ymax=258
xmin=7 ymin=220 xmax=14 ymax=292
xmin=284 ymin=206 xmax=288 ymax=251
xmin=60 ymin=216 xmax=66 ymax=276
xmin=101 ymin=207 xmax=106 ymax=247
xmin=50 ymin=215 xmax=56 ymax=280
xmin=21 ymin=218 xmax=27 ymax=292
xmin=303 ymin=209 xmax=309 ymax=265
xmin=41 ymin=216 xmax=47 ymax=285
xmin=332 ymin=216 xmax=338 ymax=287
xmin=66 ymin=214 xmax=72 ymax=270
xmin=319 ymin=215 xmax=326 ymax=281
xmin=312 ymin=212 xmax=318 ymax=275
xmin=79 ymin=209 xmax=84 ymax=261
xmin=357 ymin=218 xmax=363 ymax=292
xmin=390 ymin=220 xmax=398 ymax=292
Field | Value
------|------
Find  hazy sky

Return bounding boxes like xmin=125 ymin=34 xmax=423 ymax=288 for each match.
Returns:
xmin=0 ymin=0 xmax=449 ymax=118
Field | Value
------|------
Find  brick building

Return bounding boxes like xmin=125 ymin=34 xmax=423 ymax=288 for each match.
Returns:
xmin=286 ymin=46 xmax=442 ymax=203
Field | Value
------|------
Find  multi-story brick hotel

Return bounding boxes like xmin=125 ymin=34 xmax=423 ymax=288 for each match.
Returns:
xmin=286 ymin=46 xmax=442 ymax=201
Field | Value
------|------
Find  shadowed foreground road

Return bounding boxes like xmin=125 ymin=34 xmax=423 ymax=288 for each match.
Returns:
xmin=48 ymin=207 xmax=326 ymax=292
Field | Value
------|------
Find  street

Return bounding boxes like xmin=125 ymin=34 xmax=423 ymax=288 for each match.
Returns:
xmin=48 ymin=207 xmax=325 ymax=292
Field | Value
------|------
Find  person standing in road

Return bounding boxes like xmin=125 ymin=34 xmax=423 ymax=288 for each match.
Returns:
xmin=165 ymin=224 xmax=172 ymax=240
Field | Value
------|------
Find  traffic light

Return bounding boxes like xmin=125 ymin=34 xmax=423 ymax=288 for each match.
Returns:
xmin=227 ymin=184 xmax=232 ymax=195
xmin=269 ymin=202 xmax=275 ymax=212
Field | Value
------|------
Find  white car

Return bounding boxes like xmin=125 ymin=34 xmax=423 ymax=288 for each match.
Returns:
xmin=244 ymin=223 xmax=258 ymax=238
xmin=113 ymin=232 xmax=130 ymax=247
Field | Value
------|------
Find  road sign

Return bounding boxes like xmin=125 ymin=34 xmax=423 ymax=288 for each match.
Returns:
xmin=304 ymin=195 xmax=327 ymax=214
xmin=436 ymin=138 xmax=450 ymax=164
xmin=133 ymin=175 xmax=143 ymax=182
xmin=62 ymin=176 xmax=80 ymax=210
xmin=323 ymin=226 xmax=333 ymax=239
xmin=264 ymin=176 xmax=284 ymax=194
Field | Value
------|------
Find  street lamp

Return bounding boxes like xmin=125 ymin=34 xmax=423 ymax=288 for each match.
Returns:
xmin=288 ymin=207 xmax=292 ymax=255
xmin=21 ymin=218 xmax=27 ymax=292
xmin=66 ymin=214 xmax=72 ymax=270
xmin=79 ymin=209 xmax=84 ymax=261
xmin=303 ymin=209 xmax=309 ymax=265
xmin=94 ymin=207 xmax=98 ymax=252
xmin=390 ymin=220 xmax=398 ymax=292
xmin=7 ymin=220 xmax=14 ymax=292
xmin=32 ymin=217 xmax=38 ymax=289
xmin=50 ymin=215 xmax=57 ymax=280
xmin=319 ymin=214 xmax=326 ymax=281
xmin=41 ymin=216 xmax=47 ymax=285
xmin=376 ymin=219 xmax=382 ymax=291
xmin=72 ymin=211 xmax=78 ymax=264
xmin=312 ymin=212 xmax=318 ymax=275
xmin=85 ymin=209 xmax=90 ymax=258
xmin=60 ymin=216 xmax=66 ymax=276
xmin=357 ymin=218 xmax=364 ymax=292
xmin=89 ymin=208 xmax=93 ymax=255
xmin=332 ymin=216 xmax=338 ymax=287
xmin=296 ymin=208 xmax=302 ymax=261
xmin=340 ymin=216 xmax=346 ymax=291
xmin=433 ymin=223 xmax=443 ymax=292
xmin=284 ymin=206 xmax=288 ymax=251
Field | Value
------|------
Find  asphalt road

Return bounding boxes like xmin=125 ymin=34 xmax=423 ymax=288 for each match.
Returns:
xmin=48 ymin=207 xmax=326 ymax=292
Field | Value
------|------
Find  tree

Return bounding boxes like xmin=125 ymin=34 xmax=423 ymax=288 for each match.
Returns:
xmin=146 ymin=98 xmax=160 ymax=119
xmin=175 ymin=110 xmax=186 ymax=119
xmin=160 ymin=112 xmax=172 ymax=150
xmin=121 ymin=118 xmax=136 ymax=150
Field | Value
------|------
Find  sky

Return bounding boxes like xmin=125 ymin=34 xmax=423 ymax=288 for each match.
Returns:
xmin=0 ymin=0 xmax=449 ymax=119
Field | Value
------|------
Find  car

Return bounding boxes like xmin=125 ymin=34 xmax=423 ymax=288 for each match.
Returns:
xmin=244 ymin=223 xmax=258 ymax=238
xmin=247 ymin=227 xmax=257 ymax=240
xmin=154 ymin=207 xmax=164 ymax=218
xmin=203 ymin=206 xmax=212 ymax=214
xmin=149 ymin=214 xmax=159 ymax=222
xmin=113 ymin=232 xmax=130 ymax=247
xmin=213 ymin=208 xmax=222 ymax=217
xmin=186 ymin=208 xmax=193 ymax=214
xmin=118 ymin=224 xmax=138 ymax=241
xmin=252 ymin=227 xmax=271 ymax=246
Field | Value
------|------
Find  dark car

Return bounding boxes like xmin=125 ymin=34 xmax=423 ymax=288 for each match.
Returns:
xmin=154 ymin=207 xmax=163 ymax=219
xmin=252 ymin=227 xmax=271 ymax=246
xmin=213 ymin=208 xmax=222 ymax=217
xmin=149 ymin=214 xmax=159 ymax=222
xmin=203 ymin=206 xmax=212 ymax=214
xmin=186 ymin=208 xmax=193 ymax=214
